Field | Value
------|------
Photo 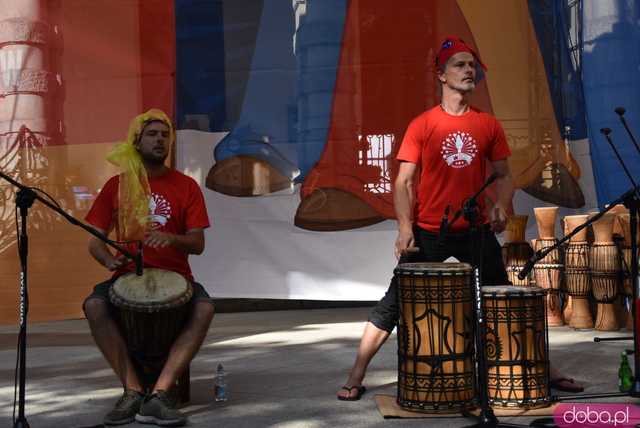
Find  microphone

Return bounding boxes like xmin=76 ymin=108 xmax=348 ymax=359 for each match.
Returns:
xmin=600 ymin=127 xmax=640 ymax=194
xmin=486 ymin=171 xmax=499 ymax=185
xmin=463 ymin=172 xmax=499 ymax=210
xmin=438 ymin=205 xmax=451 ymax=247
xmin=517 ymin=256 xmax=537 ymax=281
xmin=135 ymin=241 xmax=143 ymax=276
xmin=448 ymin=172 xmax=502 ymax=231
xmin=614 ymin=106 xmax=640 ymax=157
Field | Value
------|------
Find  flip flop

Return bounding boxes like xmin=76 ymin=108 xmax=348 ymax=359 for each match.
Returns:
xmin=550 ymin=377 xmax=584 ymax=393
xmin=337 ymin=385 xmax=366 ymax=401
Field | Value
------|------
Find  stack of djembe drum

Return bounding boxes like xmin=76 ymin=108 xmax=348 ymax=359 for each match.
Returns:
xmin=502 ymin=205 xmax=635 ymax=332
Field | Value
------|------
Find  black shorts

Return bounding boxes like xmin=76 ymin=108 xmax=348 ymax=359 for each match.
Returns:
xmin=83 ymin=276 xmax=213 ymax=314
xmin=368 ymin=224 xmax=510 ymax=333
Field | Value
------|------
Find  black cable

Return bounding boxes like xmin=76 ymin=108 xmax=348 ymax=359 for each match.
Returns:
xmin=31 ymin=186 xmax=63 ymax=210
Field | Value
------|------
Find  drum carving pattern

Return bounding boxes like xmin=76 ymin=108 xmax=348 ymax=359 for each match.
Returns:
xmin=395 ymin=263 xmax=475 ymax=413
xmin=482 ymin=286 xmax=550 ymax=408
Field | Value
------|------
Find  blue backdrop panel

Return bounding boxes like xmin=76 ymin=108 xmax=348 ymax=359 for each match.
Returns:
xmin=582 ymin=0 xmax=640 ymax=205
xmin=528 ymin=0 xmax=587 ymax=140
xmin=176 ymin=0 xmax=263 ymax=131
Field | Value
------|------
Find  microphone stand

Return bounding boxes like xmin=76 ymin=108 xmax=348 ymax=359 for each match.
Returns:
xmin=445 ymin=175 xmax=530 ymax=428
xmin=0 ymin=170 xmax=138 ymax=428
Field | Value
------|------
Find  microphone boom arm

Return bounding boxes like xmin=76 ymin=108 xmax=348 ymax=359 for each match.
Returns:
xmin=0 ymin=169 xmax=137 ymax=261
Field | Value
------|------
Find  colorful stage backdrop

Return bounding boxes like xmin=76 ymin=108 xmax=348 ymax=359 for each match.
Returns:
xmin=0 ymin=0 xmax=637 ymax=323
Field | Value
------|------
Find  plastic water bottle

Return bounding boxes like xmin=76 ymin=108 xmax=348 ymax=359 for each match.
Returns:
xmin=214 ymin=364 xmax=228 ymax=401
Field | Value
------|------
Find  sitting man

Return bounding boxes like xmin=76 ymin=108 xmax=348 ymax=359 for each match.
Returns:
xmin=83 ymin=109 xmax=214 ymax=426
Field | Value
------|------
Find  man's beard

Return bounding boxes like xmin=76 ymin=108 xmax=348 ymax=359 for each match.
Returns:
xmin=142 ymin=153 xmax=168 ymax=165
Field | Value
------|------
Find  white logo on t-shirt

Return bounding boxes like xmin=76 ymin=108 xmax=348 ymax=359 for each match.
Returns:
xmin=147 ymin=193 xmax=172 ymax=230
xmin=440 ymin=131 xmax=478 ymax=168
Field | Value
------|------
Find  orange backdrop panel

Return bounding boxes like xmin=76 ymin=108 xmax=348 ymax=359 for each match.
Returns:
xmin=0 ymin=0 xmax=175 ymax=324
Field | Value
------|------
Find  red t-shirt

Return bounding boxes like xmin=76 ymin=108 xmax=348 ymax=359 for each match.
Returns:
xmin=397 ymin=106 xmax=511 ymax=232
xmin=86 ymin=169 xmax=210 ymax=280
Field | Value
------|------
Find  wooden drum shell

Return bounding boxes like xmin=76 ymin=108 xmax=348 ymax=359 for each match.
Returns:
xmin=109 ymin=270 xmax=193 ymax=366
xmin=482 ymin=286 xmax=550 ymax=408
xmin=395 ymin=263 xmax=475 ymax=413
xmin=502 ymin=242 xmax=533 ymax=287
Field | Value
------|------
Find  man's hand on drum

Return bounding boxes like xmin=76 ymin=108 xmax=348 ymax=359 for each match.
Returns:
xmin=143 ymin=231 xmax=176 ymax=249
xmin=489 ymin=204 xmax=508 ymax=234
xmin=104 ymin=254 xmax=127 ymax=271
xmin=394 ymin=228 xmax=419 ymax=260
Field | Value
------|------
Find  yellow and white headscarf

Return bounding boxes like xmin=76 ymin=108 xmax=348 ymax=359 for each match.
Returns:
xmin=106 ymin=109 xmax=175 ymax=240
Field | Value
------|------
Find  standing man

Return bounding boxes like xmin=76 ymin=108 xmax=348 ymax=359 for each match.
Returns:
xmin=83 ymin=109 xmax=214 ymax=426
xmin=337 ymin=36 xmax=582 ymax=401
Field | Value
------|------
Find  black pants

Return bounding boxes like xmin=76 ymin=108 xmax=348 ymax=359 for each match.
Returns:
xmin=368 ymin=224 xmax=510 ymax=333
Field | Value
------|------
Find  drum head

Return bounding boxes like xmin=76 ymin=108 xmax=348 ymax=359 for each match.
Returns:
xmin=111 ymin=269 xmax=191 ymax=308
xmin=394 ymin=262 xmax=472 ymax=275
xmin=482 ymin=285 xmax=545 ymax=297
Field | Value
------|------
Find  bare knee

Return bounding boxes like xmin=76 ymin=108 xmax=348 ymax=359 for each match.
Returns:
xmin=83 ymin=298 xmax=111 ymax=325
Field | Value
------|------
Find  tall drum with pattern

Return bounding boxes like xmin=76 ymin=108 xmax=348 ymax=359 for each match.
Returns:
xmin=502 ymin=215 xmax=533 ymax=286
xmin=503 ymin=243 xmax=534 ymax=287
xmin=482 ymin=286 xmax=550 ymax=408
xmin=590 ymin=213 xmax=620 ymax=331
xmin=395 ymin=263 xmax=475 ymax=413
xmin=618 ymin=213 xmax=634 ymax=329
xmin=619 ymin=213 xmax=633 ymax=296
xmin=563 ymin=215 xmax=593 ymax=329
xmin=533 ymin=206 xmax=563 ymax=326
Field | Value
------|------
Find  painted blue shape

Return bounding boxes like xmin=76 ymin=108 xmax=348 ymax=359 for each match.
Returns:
xmin=581 ymin=0 xmax=640 ymax=206
xmin=528 ymin=0 xmax=588 ymax=140
xmin=213 ymin=0 xmax=300 ymax=179
xmin=294 ymin=1 xmax=349 ymax=179
xmin=176 ymin=1 xmax=264 ymax=131
xmin=212 ymin=0 xmax=348 ymax=181
xmin=176 ymin=0 xmax=348 ymax=182
xmin=175 ymin=0 xmax=226 ymax=131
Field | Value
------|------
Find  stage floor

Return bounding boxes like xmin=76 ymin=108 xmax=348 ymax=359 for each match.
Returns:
xmin=0 ymin=307 xmax=636 ymax=427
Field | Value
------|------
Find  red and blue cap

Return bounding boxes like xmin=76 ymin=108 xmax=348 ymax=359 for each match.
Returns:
xmin=435 ymin=36 xmax=487 ymax=71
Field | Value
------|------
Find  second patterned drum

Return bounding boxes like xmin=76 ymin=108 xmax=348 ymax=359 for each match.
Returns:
xmin=482 ymin=286 xmax=550 ymax=408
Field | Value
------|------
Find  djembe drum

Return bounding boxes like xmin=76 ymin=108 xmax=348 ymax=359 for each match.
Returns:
xmin=590 ymin=213 xmax=620 ymax=331
xmin=395 ymin=263 xmax=475 ymax=413
xmin=502 ymin=215 xmax=533 ymax=286
xmin=533 ymin=207 xmax=563 ymax=326
xmin=482 ymin=286 xmax=550 ymax=408
xmin=110 ymin=269 xmax=193 ymax=401
xmin=617 ymin=213 xmax=634 ymax=329
xmin=609 ymin=204 xmax=628 ymax=239
xmin=563 ymin=215 xmax=593 ymax=329
xmin=609 ymin=206 xmax=630 ymax=329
